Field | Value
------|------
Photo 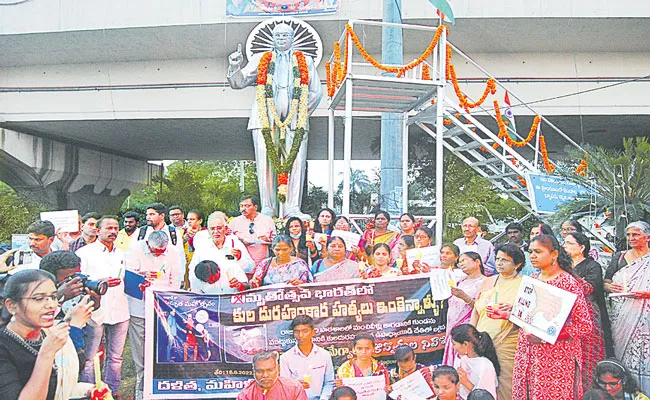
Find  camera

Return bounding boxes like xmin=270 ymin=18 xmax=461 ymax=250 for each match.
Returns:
xmin=69 ymin=273 xmax=108 ymax=296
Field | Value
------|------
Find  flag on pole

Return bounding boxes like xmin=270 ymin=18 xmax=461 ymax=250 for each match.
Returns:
xmin=503 ymin=91 xmax=517 ymax=140
xmin=428 ymin=0 xmax=455 ymax=24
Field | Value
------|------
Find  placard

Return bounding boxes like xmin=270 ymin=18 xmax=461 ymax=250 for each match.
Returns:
xmin=389 ymin=368 xmax=434 ymax=399
xmin=40 ymin=210 xmax=79 ymax=232
xmin=144 ymin=275 xmax=448 ymax=398
xmin=406 ymin=246 xmax=441 ymax=269
xmin=226 ymin=0 xmax=340 ymax=17
xmin=509 ymin=275 xmax=577 ymax=344
xmin=342 ymin=376 xmax=386 ymax=400
xmin=11 ymin=234 xmax=30 ymax=250
xmin=428 ymin=269 xmax=453 ymax=301
xmin=331 ymin=229 xmax=362 ymax=251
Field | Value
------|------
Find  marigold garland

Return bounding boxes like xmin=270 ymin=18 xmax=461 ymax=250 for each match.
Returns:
xmin=539 ymin=135 xmax=556 ymax=174
xmin=256 ymin=50 xmax=310 ymax=203
xmin=421 ymin=64 xmax=431 ymax=80
xmin=492 ymin=100 xmax=541 ymax=149
xmin=574 ymin=157 xmax=588 ymax=177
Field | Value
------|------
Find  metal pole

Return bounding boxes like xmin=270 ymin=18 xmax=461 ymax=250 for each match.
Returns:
xmin=328 ymin=109 xmax=335 ymax=208
xmin=342 ymin=79 xmax=353 ymax=215
xmin=402 ymin=113 xmax=409 ymax=212
xmin=435 ymin=30 xmax=447 ymax=245
xmin=239 ymin=160 xmax=245 ymax=192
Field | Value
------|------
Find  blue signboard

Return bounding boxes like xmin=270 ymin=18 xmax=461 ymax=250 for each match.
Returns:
xmin=526 ymin=173 xmax=589 ymax=214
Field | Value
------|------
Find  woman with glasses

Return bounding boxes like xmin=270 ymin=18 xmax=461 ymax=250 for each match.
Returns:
xmin=604 ymin=221 xmax=650 ymax=394
xmin=360 ymin=211 xmax=400 ymax=264
xmin=564 ymin=232 xmax=613 ymax=389
xmin=443 ymin=252 xmax=486 ymax=367
xmin=512 ymin=235 xmax=593 ymax=400
xmin=0 ymin=269 xmax=98 ymax=400
xmin=470 ymin=243 xmax=524 ymax=400
xmin=248 ymin=235 xmax=313 ymax=288
xmin=593 ymin=359 xmax=649 ymax=400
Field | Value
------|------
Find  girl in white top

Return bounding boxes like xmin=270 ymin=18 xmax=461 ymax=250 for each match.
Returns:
xmin=451 ymin=323 xmax=499 ymax=399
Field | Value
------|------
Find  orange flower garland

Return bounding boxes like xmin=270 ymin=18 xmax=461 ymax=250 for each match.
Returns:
xmin=325 ymin=62 xmax=335 ymax=97
xmin=492 ymin=101 xmax=541 ymax=149
xmin=256 ymin=52 xmax=274 ymax=85
xmin=345 ymin=24 xmax=448 ymax=78
xmin=422 ymin=64 xmax=431 ymax=80
xmin=574 ymin=157 xmax=588 ymax=177
xmin=539 ymin=135 xmax=555 ymax=174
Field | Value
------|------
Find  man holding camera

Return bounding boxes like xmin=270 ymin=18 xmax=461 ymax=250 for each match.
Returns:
xmin=76 ymin=215 xmax=129 ymax=395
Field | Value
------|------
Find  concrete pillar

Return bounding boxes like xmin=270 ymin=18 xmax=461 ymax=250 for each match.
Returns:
xmin=380 ymin=0 xmax=404 ymax=215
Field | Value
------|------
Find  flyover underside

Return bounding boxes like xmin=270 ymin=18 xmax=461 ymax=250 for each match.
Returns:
xmin=1 ymin=114 xmax=649 ymax=161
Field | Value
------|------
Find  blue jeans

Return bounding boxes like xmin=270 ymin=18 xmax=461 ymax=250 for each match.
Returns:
xmin=80 ymin=319 xmax=130 ymax=394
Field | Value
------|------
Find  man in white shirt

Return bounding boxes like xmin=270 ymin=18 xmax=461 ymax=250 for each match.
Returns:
xmin=229 ymin=196 xmax=276 ymax=270
xmin=189 ymin=213 xmax=253 ymax=290
xmin=126 ymin=230 xmax=182 ymax=400
xmin=130 ymin=203 xmax=186 ymax=279
xmin=76 ymin=215 xmax=129 ymax=395
xmin=453 ymin=217 xmax=496 ymax=276
xmin=280 ymin=315 xmax=335 ymax=400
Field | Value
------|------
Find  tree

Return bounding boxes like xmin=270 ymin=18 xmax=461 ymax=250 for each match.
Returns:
xmin=556 ymin=137 xmax=650 ymax=248
xmin=0 ymin=181 xmax=45 ymax=243
xmin=123 ymin=160 xmax=259 ymax=218
xmin=334 ymin=169 xmax=379 ymax=214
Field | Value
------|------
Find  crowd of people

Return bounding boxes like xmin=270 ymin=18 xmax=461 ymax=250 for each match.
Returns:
xmin=0 ymin=196 xmax=649 ymax=400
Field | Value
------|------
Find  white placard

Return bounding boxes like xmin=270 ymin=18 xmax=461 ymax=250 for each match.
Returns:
xmin=389 ymin=369 xmax=434 ymax=399
xmin=341 ymin=376 xmax=387 ymax=400
xmin=11 ymin=234 xmax=30 ymax=250
xmin=509 ymin=275 xmax=577 ymax=344
xmin=40 ymin=210 xmax=79 ymax=233
xmin=428 ymin=269 xmax=453 ymax=301
xmin=331 ymin=229 xmax=362 ymax=250
xmin=405 ymin=246 xmax=441 ymax=269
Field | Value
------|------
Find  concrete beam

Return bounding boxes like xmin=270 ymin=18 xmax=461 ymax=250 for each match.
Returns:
xmin=0 ymin=128 xmax=149 ymax=213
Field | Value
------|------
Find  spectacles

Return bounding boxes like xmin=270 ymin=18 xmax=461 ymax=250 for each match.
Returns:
xmin=597 ymin=379 xmax=622 ymax=388
xmin=563 ymin=241 xmax=579 ymax=246
xmin=495 ymin=257 xmax=513 ymax=264
xmin=21 ymin=294 xmax=59 ymax=304
xmin=560 ymin=227 xmax=577 ymax=232
xmin=249 ymin=222 xmax=255 ymax=234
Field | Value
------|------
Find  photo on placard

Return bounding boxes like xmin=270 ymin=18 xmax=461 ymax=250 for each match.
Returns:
xmin=223 ymin=325 xmax=268 ymax=363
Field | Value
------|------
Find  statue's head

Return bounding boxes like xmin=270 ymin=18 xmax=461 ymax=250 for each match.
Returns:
xmin=272 ymin=23 xmax=294 ymax=52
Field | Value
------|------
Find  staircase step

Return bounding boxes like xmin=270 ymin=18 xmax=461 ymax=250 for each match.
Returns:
xmin=489 ymin=172 xmax=519 ymax=180
xmin=454 ymin=140 xmax=493 ymax=152
xmin=474 ymin=158 xmax=502 ymax=167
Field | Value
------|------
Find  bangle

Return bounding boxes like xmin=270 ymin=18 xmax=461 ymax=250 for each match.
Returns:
xmin=465 ymin=298 xmax=474 ymax=305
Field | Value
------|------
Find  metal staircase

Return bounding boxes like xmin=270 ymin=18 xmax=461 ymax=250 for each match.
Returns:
xmin=325 ymin=20 xmax=595 ymax=244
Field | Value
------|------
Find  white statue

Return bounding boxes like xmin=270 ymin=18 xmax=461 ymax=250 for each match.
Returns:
xmin=227 ymin=23 xmax=323 ymax=219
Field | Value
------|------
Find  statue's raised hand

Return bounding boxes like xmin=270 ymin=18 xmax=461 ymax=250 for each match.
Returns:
xmin=229 ymin=44 xmax=244 ymax=68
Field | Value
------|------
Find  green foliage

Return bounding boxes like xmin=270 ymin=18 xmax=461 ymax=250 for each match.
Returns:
xmin=123 ymin=161 xmax=259 ymax=219
xmin=555 ymin=137 xmax=650 ymax=247
xmin=302 ymin=184 xmax=329 ymax=216
xmin=334 ymin=169 xmax=380 ymax=214
xmin=0 ymin=182 xmax=45 ymax=243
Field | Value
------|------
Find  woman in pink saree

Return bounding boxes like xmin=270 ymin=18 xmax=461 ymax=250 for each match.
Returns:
xmin=442 ymin=251 xmax=486 ymax=366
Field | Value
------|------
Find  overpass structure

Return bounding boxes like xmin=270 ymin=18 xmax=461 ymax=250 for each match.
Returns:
xmin=0 ymin=0 xmax=649 ymax=212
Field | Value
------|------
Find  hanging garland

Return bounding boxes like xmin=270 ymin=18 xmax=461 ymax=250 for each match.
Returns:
xmin=256 ymin=50 xmax=310 ymax=203
xmin=323 ymin=24 xmax=560 ymax=176
xmin=574 ymin=156 xmax=588 ymax=176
